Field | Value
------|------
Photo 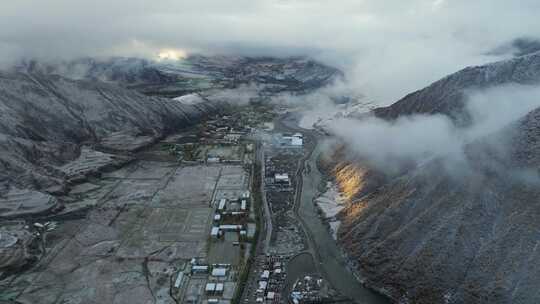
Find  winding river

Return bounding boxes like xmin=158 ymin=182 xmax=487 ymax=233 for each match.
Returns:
xmin=279 ymin=113 xmax=389 ymax=304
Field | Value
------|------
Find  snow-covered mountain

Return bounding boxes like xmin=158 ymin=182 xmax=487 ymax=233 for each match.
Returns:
xmin=335 ymin=51 xmax=540 ymax=304
xmin=373 ymin=51 xmax=540 ymax=123
xmin=0 ymin=54 xmax=342 ymax=219
xmin=14 ymin=55 xmax=342 ymax=97
xmin=0 ymin=71 xmax=222 ymax=195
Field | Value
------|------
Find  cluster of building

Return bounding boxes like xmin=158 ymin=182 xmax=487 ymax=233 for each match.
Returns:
xmin=273 ymin=133 xmax=303 ymax=148
xmin=255 ymin=255 xmax=286 ymax=303
xmin=272 ymin=173 xmax=290 ymax=187
xmin=264 ymin=150 xmax=298 ymax=215
xmin=174 ymin=258 xmax=236 ymax=303
xmin=200 ymin=114 xmax=252 ymax=145
xmin=289 ymin=275 xmax=326 ymax=304
xmin=32 ymin=221 xmax=58 ymax=236
xmin=265 ymin=162 xmax=293 ymax=191
xmin=210 ymin=191 xmax=251 ymax=240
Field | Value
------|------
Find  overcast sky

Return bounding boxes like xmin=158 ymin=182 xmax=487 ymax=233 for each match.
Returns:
xmin=2 ymin=0 xmax=540 ymax=103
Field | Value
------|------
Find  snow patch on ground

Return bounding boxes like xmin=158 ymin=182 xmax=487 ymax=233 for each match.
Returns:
xmin=315 ymin=181 xmax=346 ymax=240
xmin=329 ymin=221 xmax=341 ymax=240
xmin=173 ymin=93 xmax=204 ymax=105
xmin=315 ymin=182 xmax=345 ymax=217
xmin=297 ymin=101 xmax=375 ymax=130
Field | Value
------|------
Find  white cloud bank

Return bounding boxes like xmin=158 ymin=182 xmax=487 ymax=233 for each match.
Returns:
xmin=328 ymin=84 xmax=540 ymax=173
xmin=2 ymin=1 xmax=540 ymax=103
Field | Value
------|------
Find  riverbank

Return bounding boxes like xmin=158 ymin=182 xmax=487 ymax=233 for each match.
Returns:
xmin=314 ymin=181 xmax=345 ymax=240
xmin=278 ymin=112 xmax=390 ymax=304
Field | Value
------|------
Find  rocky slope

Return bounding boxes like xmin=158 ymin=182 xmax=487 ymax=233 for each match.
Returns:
xmin=335 ymin=53 xmax=540 ymax=303
xmin=0 ymin=71 xmax=222 ymax=198
xmin=14 ymin=57 xmax=178 ymax=87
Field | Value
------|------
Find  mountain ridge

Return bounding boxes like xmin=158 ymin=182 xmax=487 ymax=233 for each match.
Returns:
xmin=335 ymin=51 xmax=540 ymax=304
xmin=0 ymin=70 xmax=222 ymax=194
xmin=373 ymin=51 xmax=540 ymax=123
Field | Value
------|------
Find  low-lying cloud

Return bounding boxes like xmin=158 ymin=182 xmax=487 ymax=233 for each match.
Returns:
xmin=2 ymin=1 xmax=540 ymax=103
xmin=327 ymin=84 xmax=540 ymax=174
xmin=203 ymin=84 xmax=262 ymax=106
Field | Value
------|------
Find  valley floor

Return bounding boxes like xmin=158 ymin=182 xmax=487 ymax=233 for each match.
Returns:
xmin=276 ymin=114 xmax=390 ymax=304
xmin=1 ymin=105 xmax=392 ymax=304
xmin=1 ymin=130 xmax=256 ymax=304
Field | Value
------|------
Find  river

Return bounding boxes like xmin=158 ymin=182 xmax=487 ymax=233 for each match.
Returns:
xmin=279 ymin=113 xmax=389 ymax=304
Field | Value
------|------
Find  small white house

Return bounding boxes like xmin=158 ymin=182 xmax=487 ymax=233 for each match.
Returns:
xmin=205 ymin=283 xmax=216 ymax=293
xmin=191 ymin=265 xmax=209 ymax=274
xmin=219 ymin=225 xmax=242 ymax=231
xmin=211 ymin=227 xmax=220 ymax=238
xmin=174 ymin=272 xmax=184 ymax=288
xmin=218 ymin=198 xmax=227 ymax=211
xmin=291 ymin=133 xmax=303 ymax=146
xmin=274 ymin=173 xmax=289 ymax=184
xmin=212 ymin=268 xmax=228 ymax=277
xmin=258 ymin=280 xmax=268 ymax=291
xmin=215 ymin=283 xmax=224 ymax=294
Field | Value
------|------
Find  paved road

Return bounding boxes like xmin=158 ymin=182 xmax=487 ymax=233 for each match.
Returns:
xmin=259 ymin=147 xmax=273 ymax=253
xmin=240 ymin=141 xmax=274 ymax=303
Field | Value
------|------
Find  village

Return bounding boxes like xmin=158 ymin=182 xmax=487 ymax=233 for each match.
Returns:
xmin=0 ymin=104 xmax=339 ymax=304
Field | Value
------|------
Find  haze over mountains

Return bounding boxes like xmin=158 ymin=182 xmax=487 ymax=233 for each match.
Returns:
xmin=4 ymin=0 xmax=540 ymax=103
xmin=0 ymin=55 xmax=339 ymax=216
xmin=13 ymin=56 xmax=341 ymax=97
xmin=2 ymin=1 xmax=540 ymax=304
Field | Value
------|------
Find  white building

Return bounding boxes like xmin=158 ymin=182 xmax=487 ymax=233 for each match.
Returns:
xmin=212 ymin=268 xmax=228 ymax=277
xmin=205 ymin=283 xmax=216 ymax=294
xmin=215 ymin=283 xmax=224 ymax=295
xmin=210 ymin=227 xmax=220 ymax=238
xmin=274 ymin=173 xmax=289 ymax=184
xmin=280 ymin=133 xmax=303 ymax=147
xmin=219 ymin=225 xmax=242 ymax=231
xmin=257 ymin=280 xmax=268 ymax=292
xmin=207 ymin=156 xmax=220 ymax=163
xmin=192 ymin=265 xmax=209 ymax=274
xmin=291 ymin=133 xmax=303 ymax=146
xmin=174 ymin=272 xmax=184 ymax=288
xmin=218 ymin=198 xmax=227 ymax=211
